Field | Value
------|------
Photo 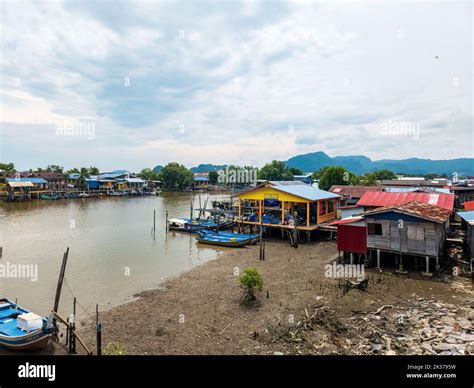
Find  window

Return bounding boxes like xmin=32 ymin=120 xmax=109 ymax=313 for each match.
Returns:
xmin=368 ymin=223 xmax=382 ymax=236
xmin=408 ymin=225 xmax=424 ymax=241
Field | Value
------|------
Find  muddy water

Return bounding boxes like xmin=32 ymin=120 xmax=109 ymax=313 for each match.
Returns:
xmin=0 ymin=192 xmax=230 ymax=320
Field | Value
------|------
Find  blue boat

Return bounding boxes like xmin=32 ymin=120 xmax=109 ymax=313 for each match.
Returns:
xmin=0 ymin=299 xmax=54 ymax=351
xmin=168 ymin=218 xmax=227 ymax=233
xmin=196 ymin=230 xmax=260 ymax=247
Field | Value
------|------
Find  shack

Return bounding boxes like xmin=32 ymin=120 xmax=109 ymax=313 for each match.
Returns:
xmin=362 ymin=201 xmax=451 ymax=276
xmin=457 ymin=210 xmax=474 ymax=272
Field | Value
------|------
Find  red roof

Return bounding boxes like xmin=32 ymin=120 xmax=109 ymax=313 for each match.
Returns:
xmin=357 ymin=191 xmax=454 ymax=211
xmin=329 ymin=217 xmax=364 ymax=226
xmin=464 ymin=200 xmax=474 ymax=211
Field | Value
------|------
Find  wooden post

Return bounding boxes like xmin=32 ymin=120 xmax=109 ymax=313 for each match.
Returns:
xmin=53 ymin=247 xmax=70 ymax=315
xmin=238 ymin=199 xmax=241 ymax=221
xmin=281 ymin=201 xmax=285 ymax=225
xmin=165 ymin=211 xmax=169 ymax=234
xmin=258 ymin=200 xmax=262 ymax=224
xmin=376 ymin=249 xmax=381 ymax=269
xmin=306 ymin=202 xmax=310 ymax=227
xmin=71 ymin=297 xmax=77 ymax=354
xmin=350 ymin=253 xmax=354 ymax=265
xmin=0 ymin=246 xmax=3 ymax=259
xmin=153 ymin=209 xmax=156 ymax=239
xmin=96 ymin=304 xmax=102 ymax=356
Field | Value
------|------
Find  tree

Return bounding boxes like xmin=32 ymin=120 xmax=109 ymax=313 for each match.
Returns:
xmin=88 ymin=166 xmax=100 ymax=176
xmin=258 ymin=160 xmax=293 ymax=181
xmin=45 ymin=165 xmax=63 ymax=173
xmin=318 ymin=166 xmax=358 ymax=191
xmin=0 ymin=163 xmax=15 ymax=173
xmin=369 ymin=169 xmax=396 ymax=181
xmin=239 ymin=267 xmax=263 ymax=305
xmin=208 ymin=170 xmax=219 ymax=184
xmin=66 ymin=168 xmax=80 ymax=174
xmin=159 ymin=162 xmax=193 ymax=191
xmin=288 ymin=167 xmax=303 ymax=175
xmin=138 ymin=168 xmax=160 ymax=181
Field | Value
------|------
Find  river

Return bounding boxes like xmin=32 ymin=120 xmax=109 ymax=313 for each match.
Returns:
xmin=0 ymin=192 xmax=230 ymax=320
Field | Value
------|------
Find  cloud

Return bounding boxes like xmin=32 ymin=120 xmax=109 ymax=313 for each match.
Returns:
xmin=1 ymin=0 xmax=472 ymax=171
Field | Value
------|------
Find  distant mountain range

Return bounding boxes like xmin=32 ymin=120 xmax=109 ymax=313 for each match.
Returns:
xmin=286 ymin=152 xmax=474 ymax=176
xmin=154 ymin=152 xmax=473 ymax=176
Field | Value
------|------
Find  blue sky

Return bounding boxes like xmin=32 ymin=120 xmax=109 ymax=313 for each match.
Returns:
xmin=0 ymin=0 xmax=472 ymax=172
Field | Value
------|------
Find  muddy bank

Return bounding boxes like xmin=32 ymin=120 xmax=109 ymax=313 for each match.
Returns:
xmin=58 ymin=241 xmax=473 ymax=355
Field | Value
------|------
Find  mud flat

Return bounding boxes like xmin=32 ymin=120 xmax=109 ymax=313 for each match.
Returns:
xmin=54 ymin=241 xmax=473 ymax=355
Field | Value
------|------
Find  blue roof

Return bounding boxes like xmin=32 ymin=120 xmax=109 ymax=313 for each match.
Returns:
xmin=5 ymin=177 xmax=47 ymax=184
xmin=457 ymin=211 xmax=474 ymax=222
xmin=194 ymin=176 xmax=209 ymax=181
xmin=69 ymin=173 xmax=80 ymax=179
xmin=272 ymin=183 xmax=341 ymax=201
xmin=126 ymin=177 xmax=145 ymax=183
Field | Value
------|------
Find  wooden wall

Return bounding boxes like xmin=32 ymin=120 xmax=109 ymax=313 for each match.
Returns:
xmin=366 ymin=219 xmax=445 ymax=257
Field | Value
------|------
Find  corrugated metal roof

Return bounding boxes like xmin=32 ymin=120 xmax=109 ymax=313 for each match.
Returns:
xmin=126 ymin=178 xmax=145 ymax=183
xmin=7 ymin=181 xmax=35 ymax=188
xmin=5 ymin=177 xmax=47 ymax=184
xmin=463 ymin=200 xmax=474 ymax=211
xmin=329 ymin=217 xmax=364 ymax=226
xmin=362 ymin=201 xmax=452 ymax=223
xmin=457 ymin=211 xmax=474 ymax=223
xmin=384 ymin=187 xmax=451 ymax=194
xmin=193 ymin=176 xmax=209 ymax=181
xmin=329 ymin=185 xmax=383 ymax=198
xmin=272 ymin=184 xmax=341 ymax=201
xmin=357 ymin=191 xmax=454 ymax=211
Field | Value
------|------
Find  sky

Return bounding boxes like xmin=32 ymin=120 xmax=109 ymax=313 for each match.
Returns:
xmin=0 ymin=0 xmax=472 ymax=172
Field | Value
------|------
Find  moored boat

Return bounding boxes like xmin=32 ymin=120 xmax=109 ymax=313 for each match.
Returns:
xmin=0 ymin=299 xmax=54 ymax=351
xmin=196 ymin=230 xmax=260 ymax=247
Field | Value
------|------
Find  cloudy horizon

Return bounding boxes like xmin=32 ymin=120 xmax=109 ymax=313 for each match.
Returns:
xmin=1 ymin=0 xmax=472 ymax=172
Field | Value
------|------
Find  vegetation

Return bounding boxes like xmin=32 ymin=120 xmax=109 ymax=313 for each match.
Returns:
xmin=138 ymin=168 xmax=160 ymax=181
xmin=316 ymin=166 xmax=359 ymax=191
xmin=159 ymin=162 xmax=193 ymax=191
xmin=103 ymin=341 xmax=127 ymax=355
xmin=208 ymin=170 xmax=219 ymax=184
xmin=258 ymin=160 xmax=293 ymax=181
xmin=239 ymin=267 xmax=263 ymax=305
xmin=0 ymin=163 xmax=15 ymax=173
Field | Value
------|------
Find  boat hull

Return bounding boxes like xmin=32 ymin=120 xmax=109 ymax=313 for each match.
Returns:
xmin=196 ymin=238 xmax=250 ymax=247
xmin=0 ymin=331 xmax=52 ymax=351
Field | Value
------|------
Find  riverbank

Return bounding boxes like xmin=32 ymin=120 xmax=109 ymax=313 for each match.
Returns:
xmin=51 ymin=241 xmax=474 ymax=355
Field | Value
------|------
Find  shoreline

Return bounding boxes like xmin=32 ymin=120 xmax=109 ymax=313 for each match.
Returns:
xmin=54 ymin=241 xmax=474 ymax=356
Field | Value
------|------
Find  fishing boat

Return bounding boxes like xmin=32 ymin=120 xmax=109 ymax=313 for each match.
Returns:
xmin=0 ymin=299 xmax=54 ymax=351
xmin=196 ymin=230 xmax=260 ymax=247
xmin=39 ymin=194 xmax=54 ymax=200
xmin=78 ymin=192 xmax=90 ymax=198
xmin=168 ymin=218 xmax=219 ymax=233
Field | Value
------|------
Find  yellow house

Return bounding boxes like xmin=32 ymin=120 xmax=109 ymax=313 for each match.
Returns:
xmin=234 ymin=181 xmax=341 ymax=232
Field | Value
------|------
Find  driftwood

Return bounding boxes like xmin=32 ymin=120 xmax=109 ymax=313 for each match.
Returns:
xmin=339 ymin=278 xmax=369 ymax=294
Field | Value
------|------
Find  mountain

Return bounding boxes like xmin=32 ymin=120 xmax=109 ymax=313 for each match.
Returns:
xmin=286 ymin=152 xmax=474 ymax=176
xmin=190 ymin=164 xmax=227 ymax=173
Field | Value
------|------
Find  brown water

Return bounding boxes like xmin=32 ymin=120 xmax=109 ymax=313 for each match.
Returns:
xmin=0 ymin=193 xmax=230 ymax=320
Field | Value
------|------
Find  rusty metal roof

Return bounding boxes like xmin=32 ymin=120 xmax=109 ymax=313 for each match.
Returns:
xmin=362 ymin=201 xmax=452 ymax=223
xmin=329 ymin=185 xmax=383 ymax=199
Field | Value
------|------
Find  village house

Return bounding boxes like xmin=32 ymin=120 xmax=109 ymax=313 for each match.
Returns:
xmin=333 ymin=201 xmax=452 ymax=276
xmin=329 ymin=185 xmax=384 ymax=206
xmin=457 ymin=210 xmax=474 ymax=272
xmin=234 ymin=181 xmax=341 ymax=241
